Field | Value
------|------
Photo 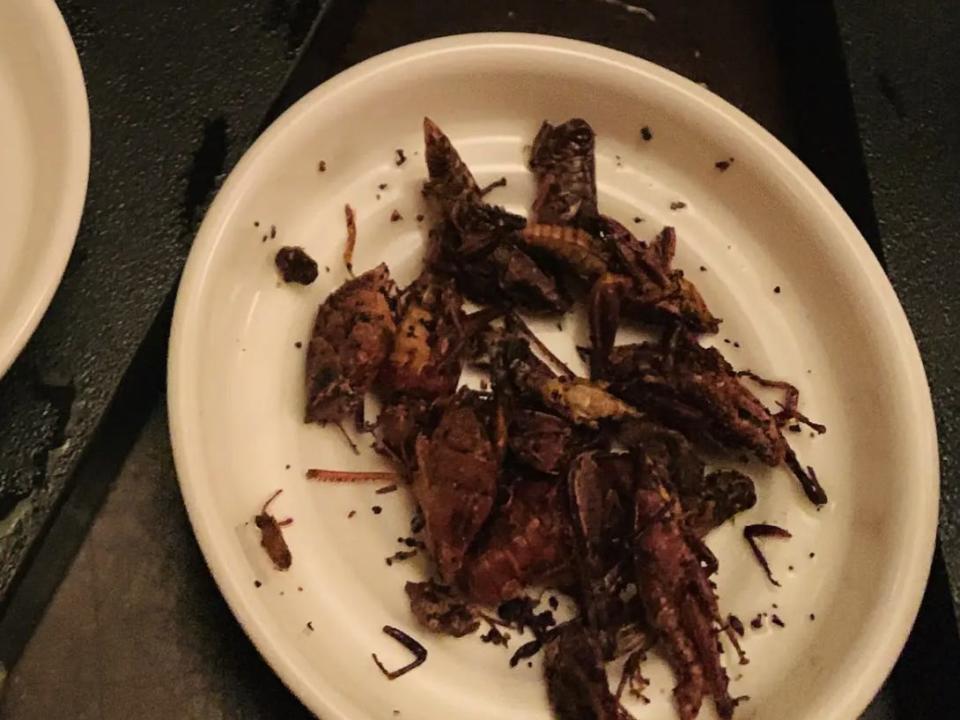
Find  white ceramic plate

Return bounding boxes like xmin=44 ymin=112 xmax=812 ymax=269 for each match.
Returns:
xmin=0 ymin=0 xmax=90 ymax=378
xmin=169 ymin=34 xmax=938 ymax=720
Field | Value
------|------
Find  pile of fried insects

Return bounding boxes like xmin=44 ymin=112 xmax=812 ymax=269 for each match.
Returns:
xmin=267 ymin=117 xmax=827 ymax=720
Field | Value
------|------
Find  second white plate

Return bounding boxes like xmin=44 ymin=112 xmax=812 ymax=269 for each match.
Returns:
xmin=0 ymin=0 xmax=90 ymax=378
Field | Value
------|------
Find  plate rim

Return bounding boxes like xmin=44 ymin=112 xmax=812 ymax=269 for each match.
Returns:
xmin=0 ymin=0 xmax=92 ymax=378
xmin=168 ymin=32 xmax=939 ymax=720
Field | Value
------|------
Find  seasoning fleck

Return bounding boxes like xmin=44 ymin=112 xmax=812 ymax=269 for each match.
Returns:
xmin=395 ymin=149 xmax=407 ymax=166
xmin=633 ymin=216 xmax=643 ymax=223
xmin=771 ymin=615 xmax=785 ymax=628
xmin=254 ymin=580 xmax=262 ymax=588
xmin=715 ymin=159 xmax=733 ymax=171
xmin=306 ymin=621 xmax=314 ymax=631
xmin=390 ymin=209 xmax=403 ymax=222
xmin=700 ymin=265 xmax=707 ymax=271
xmin=774 ymin=285 xmax=782 ymax=294
xmin=729 ymin=614 xmax=746 ymax=637
xmin=347 ymin=510 xmax=356 ymax=519
xmin=378 ymin=183 xmax=388 ymax=190
xmin=294 ymin=341 xmax=302 ymax=349
xmin=318 ymin=160 xmax=326 ymax=172
xmin=416 ymin=213 xmax=425 ymax=222
xmin=372 ymin=505 xmax=383 ymax=515
xmin=670 ymin=201 xmax=687 ymax=210
xmin=641 ymin=126 xmax=653 ymax=141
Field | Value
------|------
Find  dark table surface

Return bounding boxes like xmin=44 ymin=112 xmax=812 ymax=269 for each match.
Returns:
xmin=1 ymin=0 xmax=959 ymax=717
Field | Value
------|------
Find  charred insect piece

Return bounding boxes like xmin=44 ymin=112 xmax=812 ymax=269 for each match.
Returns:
xmin=567 ymin=452 xmax=645 ymax=660
xmin=275 ymin=246 xmax=318 ymax=285
xmin=343 ymin=204 xmax=358 ymax=274
xmin=511 ymin=359 xmax=641 ymax=428
xmin=462 ymin=480 xmax=572 ymax=606
xmin=423 ymin=117 xmax=482 ymax=216
xmin=605 ymin=330 xmax=826 ymax=504
xmin=372 ymin=625 xmax=428 ymax=680
xmin=518 ymin=223 xmax=610 ymax=279
xmin=743 ymin=523 xmax=792 ymax=587
xmin=405 ymin=580 xmax=481 ymax=637
xmin=375 ymin=396 xmax=433 ymax=468
xmin=543 ymin=622 xmax=633 ymax=720
xmin=508 ymin=409 xmax=574 ymax=474
xmin=412 ymin=390 xmax=499 ymax=583
xmin=618 ymin=421 xmax=757 ymax=537
xmin=590 ymin=222 xmax=719 ymax=337
xmin=685 ymin=470 xmax=757 ymax=537
xmin=379 ymin=272 xmax=466 ymax=400
xmin=631 ymin=451 xmax=735 ymax=720
xmin=305 ymin=263 xmax=397 ymax=424
xmin=255 ymin=490 xmax=293 ymax=571
xmin=530 ymin=119 xmax=599 ymax=228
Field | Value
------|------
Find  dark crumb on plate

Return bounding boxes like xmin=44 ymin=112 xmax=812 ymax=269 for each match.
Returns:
xmin=262 ymin=234 xmax=268 ymax=242
xmin=809 ymin=613 xmax=816 ymax=621
xmin=809 ymin=552 xmax=816 ymax=558
xmin=728 ymin=614 xmax=745 ymax=637
xmin=700 ymin=265 xmax=707 ymax=271
xmin=723 ymin=338 xmax=731 ymax=344
xmin=325 ymin=266 xmax=330 ymax=273
xmin=307 ymin=621 xmax=314 ymax=631
xmin=774 ymin=285 xmax=782 ymax=294
xmin=641 ymin=126 xmax=653 ymax=141
xmin=395 ymin=148 xmax=407 ymax=166
xmin=527 ymin=662 xmax=533 ymax=668
xmin=615 ymin=154 xmax=622 ymax=167
xmin=772 ymin=603 xmax=778 ymax=609
xmin=385 ymin=549 xmax=418 ymax=566
xmin=715 ymin=159 xmax=733 ymax=171
xmin=744 ymin=523 xmax=792 ymax=587
xmin=270 ymin=224 xmax=277 ymax=239
xmin=254 ymin=580 xmax=262 ymax=588
xmin=481 ymin=624 xmax=510 ymax=646
xmin=285 ymin=463 xmax=291 ymax=470
xmin=255 ymin=489 xmax=293 ymax=570
xmin=670 ymin=201 xmax=687 ymax=210
xmin=633 ymin=216 xmax=643 ymax=223
xmin=372 ymin=505 xmax=383 ymax=515
xmin=275 ymin=246 xmax=319 ymax=285
xmin=298 ymin=586 xmax=303 ymax=592
xmin=771 ymin=615 xmax=785 ymax=628
xmin=372 ymin=626 xmax=428 ymax=680
xmin=810 ymin=432 xmax=817 ymax=438
xmin=750 ymin=614 xmax=763 ymax=630
xmin=254 ymin=220 xmax=260 ymax=227
xmin=318 ymin=160 xmax=326 ymax=172
xmin=378 ymin=182 xmax=388 ymax=190
xmin=556 ymin=321 xmax=563 ymax=331
xmin=733 ymin=341 xmax=740 ymax=348
xmin=376 ymin=194 xmax=381 ymax=200
xmin=390 ymin=209 xmax=403 ymax=222
xmin=376 ymin=484 xmax=399 ymax=495
xmin=347 ymin=510 xmax=356 ymax=519
xmin=416 ymin=213 xmax=425 ymax=222
xmin=788 ymin=565 xmax=795 ymax=571
xmin=788 ymin=424 xmax=802 ymax=433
